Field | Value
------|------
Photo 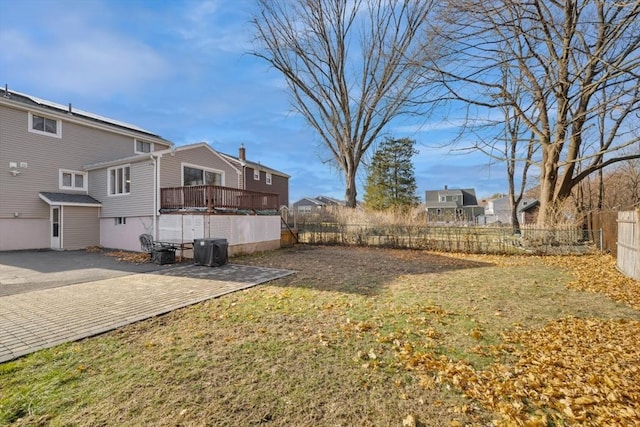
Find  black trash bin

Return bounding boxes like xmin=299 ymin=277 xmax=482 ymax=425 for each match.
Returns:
xmin=152 ymin=248 xmax=175 ymax=265
xmin=193 ymin=238 xmax=228 ymax=267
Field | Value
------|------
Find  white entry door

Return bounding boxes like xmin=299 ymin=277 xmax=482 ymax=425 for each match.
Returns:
xmin=50 ymin=206 xmax=61 ymax=249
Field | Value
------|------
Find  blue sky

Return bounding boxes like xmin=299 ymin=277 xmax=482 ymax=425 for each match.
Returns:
xmin=0 ymin=0 xmax=510 ymax=204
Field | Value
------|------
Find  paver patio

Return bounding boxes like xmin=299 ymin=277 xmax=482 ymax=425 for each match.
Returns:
xmin=0 ymin=264 xmax=295 ymax=363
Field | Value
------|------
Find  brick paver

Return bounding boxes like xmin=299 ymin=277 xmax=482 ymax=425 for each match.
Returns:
xmin=0 ymin=264 xmax=294 ymax=363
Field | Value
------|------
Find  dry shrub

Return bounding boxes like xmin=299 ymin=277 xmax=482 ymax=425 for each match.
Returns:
xmin=333 ymin=205 xmax=425 ymax=226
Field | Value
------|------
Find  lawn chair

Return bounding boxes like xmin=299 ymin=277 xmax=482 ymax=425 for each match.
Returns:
xmin=139 ymin=234 xmax=177 ymax=264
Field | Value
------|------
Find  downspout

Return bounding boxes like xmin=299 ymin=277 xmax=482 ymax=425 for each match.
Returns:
xmin=152 ymin=145 xmax=175 ymax=239
xmin=151 ymin=154 xmax=158 ymax=240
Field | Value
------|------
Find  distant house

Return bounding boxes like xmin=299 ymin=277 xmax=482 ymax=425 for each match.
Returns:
xmin=424 ymin=186 xmax=484 ymax=224
xmin=479 ymin=196 xmax=538 ymax=225
xmin=220 ymin=145 xmax=290 ymax=208
xmin=292 ymin=195 xmax=344 ymax=213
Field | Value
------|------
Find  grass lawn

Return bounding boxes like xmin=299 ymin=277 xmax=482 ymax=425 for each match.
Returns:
xmin=1 ymin=246 xmax=639 ymax=426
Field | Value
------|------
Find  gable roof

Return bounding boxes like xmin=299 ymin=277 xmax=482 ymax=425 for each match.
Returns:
xmin=219 ymin=151 xmax=290 ymax=178
xmin=293 ymin=197 xmax=327 ymax=207
xmin=0 ymin=87 xmax=172 ymax=145
xmin=39 ymin=192 xmax=102 ymax=207
xmin=518 ymin=200 xmax=540 ymax=212
xmin=292 ymin=195 xmax=346 ymax=207
xmin=424 ymin=187 xmax=480 ymax=207
xmin=175 ymin=142 xmax=242 ymax=175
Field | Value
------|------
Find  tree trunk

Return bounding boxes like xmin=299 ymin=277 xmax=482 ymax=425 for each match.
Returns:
xmin=344 ymin=167 xmax=358 ymax=208
xmin=536 ymin=144 xmax=561 ymax=228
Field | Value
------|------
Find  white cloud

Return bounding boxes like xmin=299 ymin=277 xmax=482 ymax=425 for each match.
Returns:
xmin=176 ymin=0 xmax=254 ymax=54
xmin=0 ymin=1 xmax=170 ymax=98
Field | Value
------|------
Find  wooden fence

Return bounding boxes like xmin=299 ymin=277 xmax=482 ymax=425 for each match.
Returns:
xmin=587 ymin=210 xmax=619 ymax=256
xmin=617 ymin=210 xmax=640 ymax=280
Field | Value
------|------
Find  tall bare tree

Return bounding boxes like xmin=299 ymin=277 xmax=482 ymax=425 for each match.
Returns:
xmin=250 ymin=0 xmax=437 ymax=207
xmin=432 ymin=0 xmax=640 ymax=226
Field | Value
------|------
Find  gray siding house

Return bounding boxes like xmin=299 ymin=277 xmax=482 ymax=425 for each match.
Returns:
xmin=1 ymin=88 xmax=274 ymax=253
xmin=424 ymin=186 xmax=484 ymax=224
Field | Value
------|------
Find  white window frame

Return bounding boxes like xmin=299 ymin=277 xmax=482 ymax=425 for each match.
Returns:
xmin=253 ymin=168 xmax=260 ymax=181
xmin=440 ymin=196 xmax=446 ymax=202
xmin=108 ymin=164 xmax=131 ymax=196
xmin=134 ymin=139 xmax=154 ymax=154
xmin=181 ymin=162 xmax=225 ymax=187
xmin=59 ymin=169 xmax=88 ymax=191
xmin=115 ymin=217 xmax=127 ymax=225
xmin=266 ymin=172 xmax=272 ymax=185
xmin=28 ymin=112 xmax=62 ymax=138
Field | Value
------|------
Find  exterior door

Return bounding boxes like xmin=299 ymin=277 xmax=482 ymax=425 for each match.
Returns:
xmin=50 ymin=206 xmax=61 ymax=249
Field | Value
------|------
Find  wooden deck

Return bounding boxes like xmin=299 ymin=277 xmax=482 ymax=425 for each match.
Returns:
xmin=160 ymin=185 xmax=280 ymax=213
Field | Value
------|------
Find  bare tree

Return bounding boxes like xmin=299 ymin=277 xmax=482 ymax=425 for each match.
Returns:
xmin=250 ymin=0 xmax=437 ymax=207
xmin=432 ymin=0 xmax=640 ymax=226
xmin=466 ymin=59 xmax=538 ymax=233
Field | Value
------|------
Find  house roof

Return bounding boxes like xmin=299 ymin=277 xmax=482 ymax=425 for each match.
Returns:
xmin=175 ymin=143 xmax=241 ymax=175
xmin=39 ymin=192 xmax=102 ymax=207
xmin=0 ymin=87 xmax=172 ymax=144
xmin=424 ymin=187 xmax=480 ymax=206
xmin=518 ymin=200 xmax=540 ymax=212
xmin=293 ymin=197 xmax=326 ymax=206
xmin=219 ymin=151 xmax=290 ymax=178
xmin=315 ymin=195 xmax=344 ymax=205
xmin=293 ymin=195 xmax=348 ymax=207
xmin=83 ymin=152 xmax=159 ymax=171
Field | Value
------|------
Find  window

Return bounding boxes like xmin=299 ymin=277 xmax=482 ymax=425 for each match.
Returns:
xmin=440 ymin=196 xmax=446 ymax=202
xmin=134 ymin=139 xmax=153 ymax=154
xmin=182 ymin=164 xmax=223 ymax=186
xmin=108 ymin=165 xmax=131 ymax=195
xmin=253 ymin=168 xmax=260 ymax=180
xmin=59 ymin=169 xmax=87 ymax=191
xmin=266 ymin=172 xmax=272 ymax=185
xmin=453 ymin=196 xmax=458 ymax=201
xmin=115 ymin=217 xmax=127 ymax=225
xmin=29 ymin=112 xmax=61 ymax=138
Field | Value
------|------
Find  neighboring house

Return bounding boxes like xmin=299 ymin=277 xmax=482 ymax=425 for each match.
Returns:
xmin=0 ymin=88 xmax=282 ymax=254
xmin=220 ymin=145 xmax=290 ymax=208
xmin=424 ymin=186 xmax=485 ymax=224
xmin=292 ymin=195 xmax=344 ymax=213
xmin=479 ymin=196 xmax=537 ymax=225
xmin=519 ymin=200 xmax=540 ymax=225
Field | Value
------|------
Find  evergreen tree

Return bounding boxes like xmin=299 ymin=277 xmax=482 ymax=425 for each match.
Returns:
xmin=364 ymin=138 xmax=420 ymax=210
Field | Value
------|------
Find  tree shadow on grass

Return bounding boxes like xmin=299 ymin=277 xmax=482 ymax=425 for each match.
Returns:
xmin=234 ymin=244 xmax=494 ymax=296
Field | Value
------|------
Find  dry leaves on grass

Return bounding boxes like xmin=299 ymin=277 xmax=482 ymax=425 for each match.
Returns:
xmin=448 ymin=251 xmax=640 ymax=310
xmin=403 ymin=317 xmax=640 ymax=426
xmin=544 ymin=254 xmax=640 ymax=310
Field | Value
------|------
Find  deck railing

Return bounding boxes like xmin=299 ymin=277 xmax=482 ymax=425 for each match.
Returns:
xmin=160 ymin=185 xmax=280 ymax=212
